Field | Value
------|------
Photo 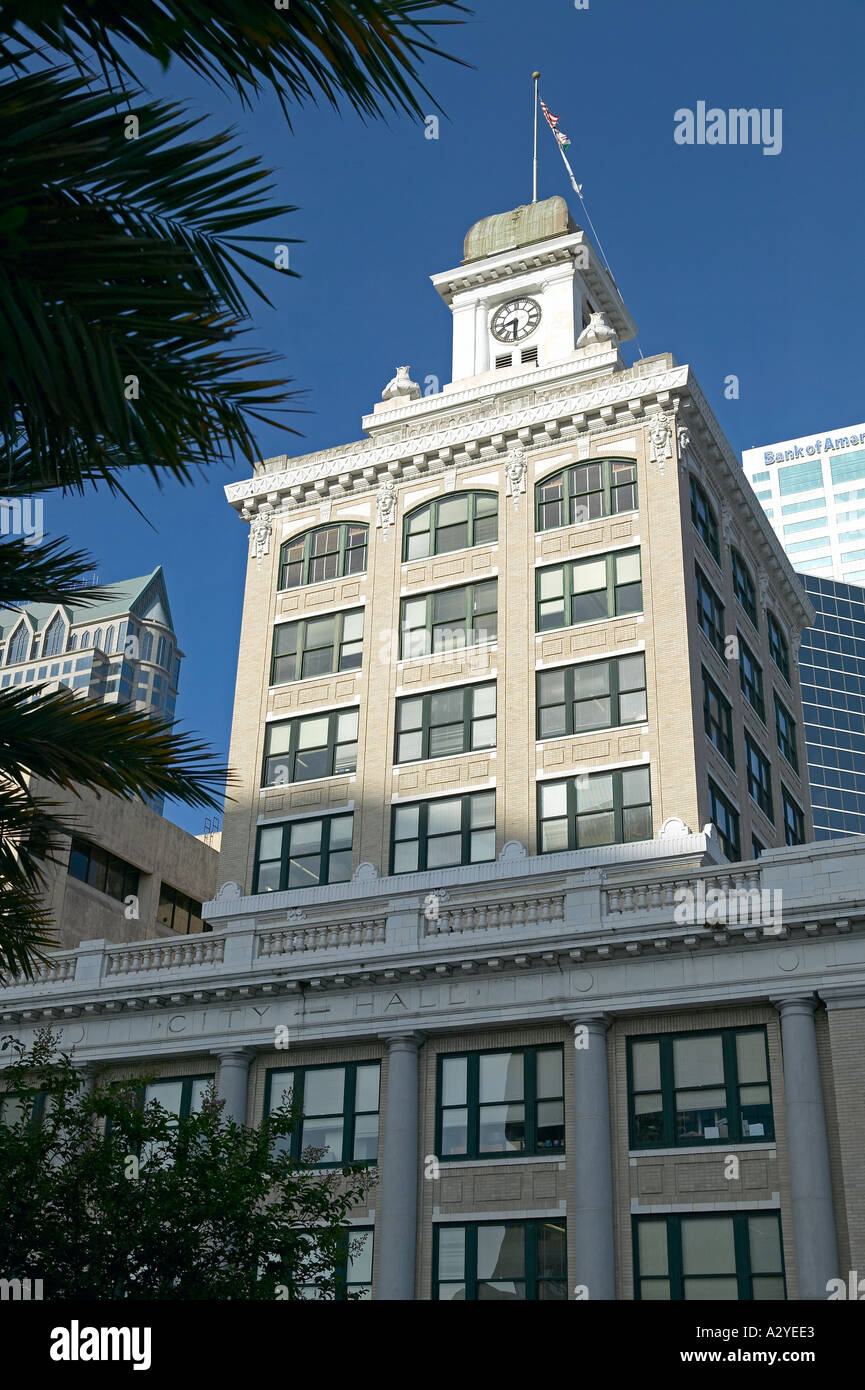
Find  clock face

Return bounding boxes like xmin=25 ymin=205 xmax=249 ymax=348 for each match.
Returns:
xmin=490 ymin=297 xmax=542 ymax=344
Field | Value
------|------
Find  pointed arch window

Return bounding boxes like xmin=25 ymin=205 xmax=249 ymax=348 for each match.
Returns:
xmin=42 ymin=613 xmax=66 ymax=657
xmin=7 ymin=624 xmax=31 ymax=664
xmin=104 ymin=627 xmax=115 ymax=655
xmin=279 ymin=524 xmax=368 ymax=590
xmin=70 ymin=633 xmax=79 ymax=651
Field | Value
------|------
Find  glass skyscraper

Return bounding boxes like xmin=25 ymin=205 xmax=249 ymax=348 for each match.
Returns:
xmin=798 ymin=573 xmax=865 ymax=839
xmin=743 ymin=423 xmax=865 ymax=585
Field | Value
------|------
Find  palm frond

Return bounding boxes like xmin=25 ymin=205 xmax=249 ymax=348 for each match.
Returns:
xmin=0 ymin=685 xmax=233 ymax=810
xmin=0 ymin=1 xmax=470 ymax=123
xmin=0 ymin=880 xmax=58 ymax=981
xmin=0 ymin=536 xmax=114 ymax=608
xmin=0 ymin=69 xmax=300 ymax=493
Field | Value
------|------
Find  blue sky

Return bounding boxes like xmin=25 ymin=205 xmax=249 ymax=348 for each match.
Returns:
xmin=45 ymin=0 xmax=865 ymax=834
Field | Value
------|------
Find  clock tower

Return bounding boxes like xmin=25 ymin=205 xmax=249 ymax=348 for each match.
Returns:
xmin=430 ymin=195 xmax=637 ymax=389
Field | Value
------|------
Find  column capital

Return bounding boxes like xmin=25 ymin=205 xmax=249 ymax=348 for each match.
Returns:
xmin=771 ymin=994 xmax=820 ymax=1018
xmin=565 ymin=1012 xmax=614 ymax=1034
xmin=378 ymin=1031 xmax=426 ymax=1049
xmin=211 ymin=1046 xmax=257 ymax=1064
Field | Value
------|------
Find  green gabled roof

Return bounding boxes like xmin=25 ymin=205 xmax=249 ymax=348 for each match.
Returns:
xmin=0 ymin=567 xmax=173 ymax=639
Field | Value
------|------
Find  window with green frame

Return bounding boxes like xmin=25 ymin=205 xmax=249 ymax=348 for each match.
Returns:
xmin=708 ymin=778 xmax=741 ymax=860
xmin=143 ymin=1076 xmax=213 ymax=1122
xmin=436 ymin=1047 xmax=564 ymax=1159
xmin=702 ymin=668 xmax=734 ymax=768
xmin=391 ymin=791 xmax=495 ymax=874
xmin=744 ymin=732 xmax=774 ymax=822
xmin=695 ymin=566 xmax=725 ymax=658
xmin=262 ymin=708 xmax=359 ymax=786
xmin=730 ymin=551 xmax=757 ymax=627
xmin=279 ymin=523 xmax=368 ymax=590
xmin=536 ymin=653 xmax=647 ymax=738
xmin=535 ymin=458 xmax=637 ymax=531
xmin=538 ymin=766 xmax=652 ymax=852
xmin=265 ymin=1062 xmax=380 ymax=1167
xmin=254 ymin=813 xmax=353 ymax=892
xmin=394 ymin=683 xmax=495 ymax=763
xmin=781 ymin=786 xmax=805 ymax=845
xmin=536 ymin=548 xmax=642 ymax=632
xmin=689 ymin=475 xmax=720 ymax=562
xmin=767 ymin=611 xmax=790 ymax=682
xmin=628 ymin=1028 xmax=773 ymax=1148
xmin=67 ymin=836 xmax=140 ymax=904
xmin=403 ymin=492 xmax=497 ymax=560
xmin=0 ymin=1091 xmax=52 ymax=1126
xmin=400 ymin=580 xmax=497 ymax=658
xmin=634 ymin=1211 xmax=785 ymax=1300
xmin=296 ymin=1227 xmax=374 ymax=1300
xmin=434 ymin=1220 xmax=567 ymax=1300
xmin=270 ymin=609 xmax=363 ymax=685
xmin=774 ymin=693 xmax=798 ymax=772
xmin=738 ymin=633 xmax=765 ymax=720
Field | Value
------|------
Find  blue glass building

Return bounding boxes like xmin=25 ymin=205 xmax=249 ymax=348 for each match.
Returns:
xmin=798 ymin=573 xmax=865 ymax=838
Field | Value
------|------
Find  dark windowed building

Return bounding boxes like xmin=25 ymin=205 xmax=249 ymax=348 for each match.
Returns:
xmin=799 ymin=573 xmax=865 ymax=838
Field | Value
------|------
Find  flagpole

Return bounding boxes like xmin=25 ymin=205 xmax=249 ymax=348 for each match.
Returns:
xmin=532 ymin=71 xmax=540 ymax=203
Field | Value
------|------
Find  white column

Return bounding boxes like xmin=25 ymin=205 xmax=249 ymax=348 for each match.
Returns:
xmin=377 ymin=1032 xmax=424 ymax=1300
xmin=474 ymin=297 xmax=490 ymax=374
xmin=774 ymin=996 xmax=840 ymax=1299
xmin=569 ymin=1014 xmax=616 ymax=1300
xmin=213 ymin=1047 xmax=255 ymax=1125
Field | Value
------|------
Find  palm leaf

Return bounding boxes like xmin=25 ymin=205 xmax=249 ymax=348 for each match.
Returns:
xmin=0 ymin=0 xmax=470 ymax=123
xmin=0 ymin=536 xmax=114 ymax=607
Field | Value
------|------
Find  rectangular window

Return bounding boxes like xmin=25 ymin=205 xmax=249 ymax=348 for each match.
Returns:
xmin=737 ymin=634 xmax=765 ymax=721
xmin=262 ymin=708 xmax=359 ymax=785
xmin=538 ymin=766 xmax=652 ymax=853
xmin=536 ymin=549 xmax=642 ymax=632
xmin=783 ymin=518 xmax=826 ymax=536
xmin=730 ymin=549 xmax=758 ymax=626
xmin=766 ymin=611 xmax=789 ymax=682
xmin=634 ymin=1212 xmax=785 ymax=1300
xmin=702 ymin=669 xmax=734 ymax=768
xmin=536 ymin=653 xmax=647 ymax=738
xmin=628 ymin=1028 xmax=773 ymax=1149
xmin=781 ymin=498 xmax=826 ymax=516
xmin=695 ymin=567 xmax=725 ymax=658
xmin=391 ymin=791 xmax=495 ymax=874
xmin=750 ymin=471 xmax=770 ymax=484
xmin=830 ymin=448 xmax=865 ymax=487
xmin=67 ymin=837 xmax=140 ymax=904
xmin=708 ymin=779 xmax=740 ymax=860
xmin=774 ymin=694 xmax=798 ymax=772
xmin=781 ymin=787 xmax=805 ymax=846
xmin=744 ymin=733 xmax=773 ymax=822
xmin=400 ymin=582 xmax=497 ymax=659
xmin=265 ymin=1062 xmax=380 ymax=1167
xmin=156 ymin=883 xmax=204 ymax=935
xmin=253 ymin=814 xmax=353 ymax=892
xmin=436 ymin=1047 xmax=564 ymax=1160
xmin=778 ymin=459 xmax=823 ymax=496
xmin=752 ymin=836 xmax=764 ymax=859
xmin=296 ymin=1228 xmax=374 ymax=1300
xmin=535 ymin=459 xmax=637 ymax=532
xmin=434 ymin=1220 xmax=567 ymax=1301
xmin=690 ymin=477 xmax=720 ymax=562
xmin=271 ymin=609 xmax=364 ymax=685
xmin=395 ymin=683 xmax=496 ymax=763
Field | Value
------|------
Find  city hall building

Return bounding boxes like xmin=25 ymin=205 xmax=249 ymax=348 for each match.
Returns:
xmin=4 ymin=198 xmax=865 ymax=1301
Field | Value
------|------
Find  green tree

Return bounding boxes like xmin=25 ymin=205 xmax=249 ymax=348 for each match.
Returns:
xmin=0 ymin=1 xmax=467 ymax=976
xmin=0 ymin=1032 xmax=375 ymax=1299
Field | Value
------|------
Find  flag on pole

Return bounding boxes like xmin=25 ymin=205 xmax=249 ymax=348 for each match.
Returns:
xmin=539 ymin=94 xmax=582 ymax=196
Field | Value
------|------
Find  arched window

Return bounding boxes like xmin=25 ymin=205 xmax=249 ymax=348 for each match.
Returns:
xmin=279 ymin=523 xmax=368 ymax=590
xmin=156 ymin=636 xmax=166 ymax=667
xmin=79 ymin=631 xmax=90 ymax=649
xmin=42 ymin=613 xmax=66 ymax=657
xmin=70 ymin=633 xmax=79 ymax=651
xmin=403 ymin=492 xmax=498 ymax=561
xmin=536 ymin=459 xmax=637 ymax=532
xmin=7 ymin=624 xmax=30 ymax=664
xmin=104 ymin=626 xmax=115 ymax=655
xmin=93 ymin=628 xmax=103 ymax=651
xmin=141 ymin=631 xmax=153 ymax=662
